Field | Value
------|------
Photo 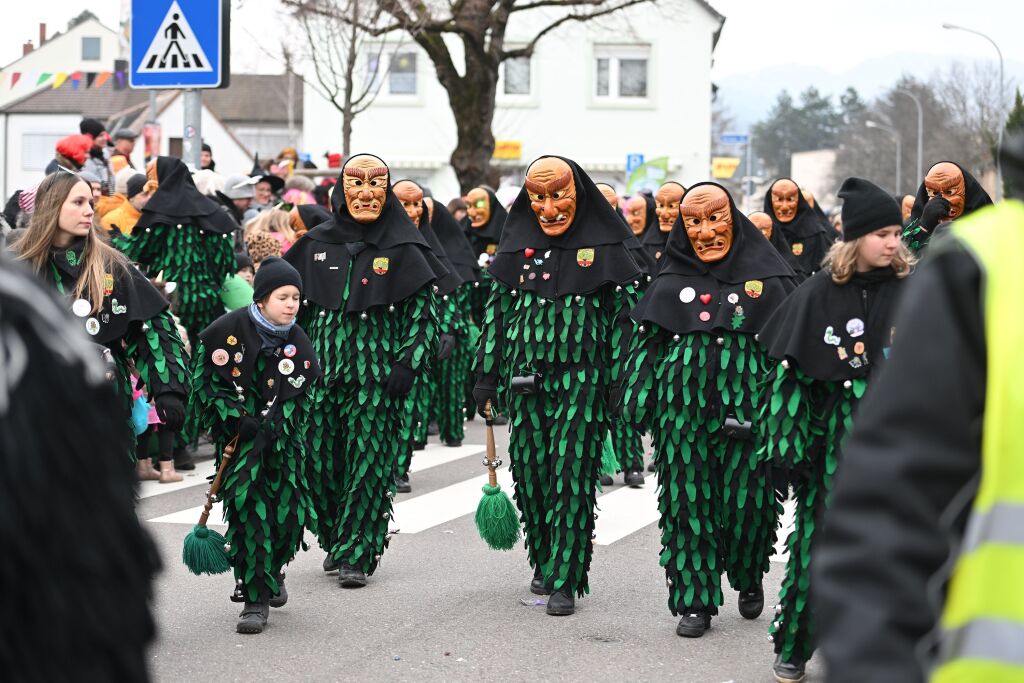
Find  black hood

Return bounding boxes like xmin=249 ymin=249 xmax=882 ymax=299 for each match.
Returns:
xmin=135 ymin=157 xmax=238 ymax=235
xmin=428 ymin=199 xmax=479 ymax=283
xmin=487 ymin=155 xmax=642 ymax=297
xmin=909 ymin=160 xmax=993 ymax=221
xmin=394 ymin=179 xmax=463 ymax=296
xmin=296 ymin=204 xmax=332 ymax=231
xmin=763 ymin=177 xmax=833 ymax=274
xmin=464 ymin=187 xmax=507 ymax=244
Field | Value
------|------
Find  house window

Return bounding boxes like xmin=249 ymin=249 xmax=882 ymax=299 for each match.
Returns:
xmin=503 ymin=56 xmax=531 ymax=95
xmin=594 ymin=46 xmax=649 ymax=100
xmin=82 ymin=36 xmax=101 ymax=61
xmin=388 ymin=53 xmax=417 ymax=95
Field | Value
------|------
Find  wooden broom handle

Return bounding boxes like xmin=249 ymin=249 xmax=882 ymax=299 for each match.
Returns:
xmin=484 ymin=400 xmax=498 ymax=487
xmin=197 ymin=434 xmax=240 ymax=528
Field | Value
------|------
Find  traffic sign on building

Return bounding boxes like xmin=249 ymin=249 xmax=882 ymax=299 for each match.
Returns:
xmin=130 ymin=0 xmax=230 ymax=89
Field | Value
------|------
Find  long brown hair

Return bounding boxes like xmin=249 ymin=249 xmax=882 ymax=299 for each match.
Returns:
xmin=823 ymin=232 xmax=915 ymax=285
xmin=16 ymin=171 xmax=128 ymax=314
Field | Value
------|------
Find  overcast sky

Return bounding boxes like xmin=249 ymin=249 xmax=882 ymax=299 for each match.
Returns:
xmin=2 ymin=1 xmax=1021 ymax=81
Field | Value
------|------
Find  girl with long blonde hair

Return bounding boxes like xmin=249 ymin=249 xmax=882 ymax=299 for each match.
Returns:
xmin=14 ymin=171 xmax=190 ymax=480
xmin=755 ymin=178 xmax=916 ymax=683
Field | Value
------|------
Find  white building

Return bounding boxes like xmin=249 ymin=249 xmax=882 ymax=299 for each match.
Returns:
xmin=300 ymin=0 xmax=725 ymax=202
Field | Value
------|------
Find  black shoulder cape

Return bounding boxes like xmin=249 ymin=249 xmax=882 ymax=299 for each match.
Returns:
xmin=909 ymin=160 xmax=992 ymax=221
xmin=641 ymin=208 xmax=670 ymax=264
xmin=487 ymin=156 xmax=642 ymax=297
xmin=198 ymin=307 xmax=321 ymax=404
xmin=464 ymin=188 xmax=507 ymax=258
xmin=283 ymin=155 xmax=446 ymax=312
xmin=394 ymin=179 xmax=463 ymax=296
xmin=763 ymin=178 xmax=832 ymax=274
xmin=610 ymin=204 xmax=657 ymax=277
xmin=429 ymin=200 xmax=479 ymax=283
xmin=296 ymin=205 xmax=332 ymax=231
xmin=632 ymin=182 xmax=797 ymax=336
xmin=134 ymin=157 xmax=238 ymax=235
xmin=49 ymin=239 xmax=169 ymax=346
xmin=758 ymin=267 xmax=906 ymax=381
xmin=764 ymin=219 xmax=805 ymax=277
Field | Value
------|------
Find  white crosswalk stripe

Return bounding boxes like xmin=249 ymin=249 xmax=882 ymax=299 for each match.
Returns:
xmin=143 ymin=442 xmax=793 ymax=559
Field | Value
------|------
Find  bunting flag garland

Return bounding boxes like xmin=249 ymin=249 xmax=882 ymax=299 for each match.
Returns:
xmin=2 ymin=69 xmax=124 ymax=91
xmin=53 ymin=72 xmax=68 ymax=89
xmin=85 ymin=72 xmax=97 ymax=89
xmin=11 ymin=72 xmax=21 ymax=88
xmin=71 ymin=71 xmax=82 ymax=90
xmin=36 ymin=72 xmax=52 ymax=86
xmin=94 ymin=71 xmax=112 ymax=89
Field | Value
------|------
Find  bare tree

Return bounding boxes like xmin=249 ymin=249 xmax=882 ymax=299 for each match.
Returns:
xmin=291 ymin=0 xmax=417 ymax=158
xmin=289 ymin=0 xmax=657 ymax=191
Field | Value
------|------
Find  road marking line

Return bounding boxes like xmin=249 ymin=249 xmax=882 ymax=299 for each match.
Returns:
xmin=593 ymin=476 xmax=660 ymax=545
xmin=408 ymin=443 xmax=484 ymax=473
xmin=391 ymin=468 xmax=514 ymax=534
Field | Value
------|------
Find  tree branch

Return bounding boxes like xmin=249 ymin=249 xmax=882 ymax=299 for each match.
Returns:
xmin=500 ymin=0 xmax=653 ymax=60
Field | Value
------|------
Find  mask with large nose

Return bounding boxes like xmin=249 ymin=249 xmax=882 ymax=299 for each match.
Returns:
xmin=525 ymin=157 xmax=577 ymax=237
xmin=343 ymin=154 xmax=389 ymax=223
xmin=682 ymin=185 xmax=733 ymax=263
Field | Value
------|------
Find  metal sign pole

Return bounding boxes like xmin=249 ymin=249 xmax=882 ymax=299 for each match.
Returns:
xmin=182 ymin=89 xmax=201 ymax=170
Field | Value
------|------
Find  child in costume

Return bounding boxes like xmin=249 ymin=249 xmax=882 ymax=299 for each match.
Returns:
xmin=622 ymin=182 xmax=797 ymax=638
xmin=12 ymin=171 xmax=188 ymax=466
xmin=284 ymin=154 xmax=444 ymax=587
xmin=188 ymin=257 xmax=321 ymax=634
xmin=757 ymin=178 xmax=914 ymax=682
xmin=474 ymin=155 xmax=643 ymax=616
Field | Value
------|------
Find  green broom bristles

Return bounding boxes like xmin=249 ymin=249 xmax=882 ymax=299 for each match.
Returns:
xmin=475 ymin=483 xmax=521 ymax=550
xmin=600 ymin=432 xmax=619 ymax=477
xmin=182 ymin=524 xmax=231 ymax=575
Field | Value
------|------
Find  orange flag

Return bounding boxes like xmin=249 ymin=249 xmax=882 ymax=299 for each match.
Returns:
xmin=95 ymin=71 xmax=111 ymax=89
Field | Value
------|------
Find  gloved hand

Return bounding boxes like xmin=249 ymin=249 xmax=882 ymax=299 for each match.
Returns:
xmin=472 ymin=385 xmax=498 ymax=419
xmin=436 ymin=333 xmax=456 ymax=361
xmin=236 ymin=415 xmax=261 ymax=441
xmin=919 ymin=195 xmax=951 ymax=230
xmin=384 ymin=363 xmax=415 ymax=398
xmin=154 ymin=393 xmax=185 ymax=431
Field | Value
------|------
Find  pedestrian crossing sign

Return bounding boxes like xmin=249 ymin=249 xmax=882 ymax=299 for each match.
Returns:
xmin=129 ymin=0 xmax=230 ymax=89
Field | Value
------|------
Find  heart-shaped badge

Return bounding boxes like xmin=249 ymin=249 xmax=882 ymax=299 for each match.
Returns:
xmin=699 ymin=293 xmax=712 ymax=305
xmin=524 ymin=248 xmax=535 ymax=258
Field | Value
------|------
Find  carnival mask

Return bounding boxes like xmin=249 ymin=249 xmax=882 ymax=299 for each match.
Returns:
xmin=466 ymin=187 xmax=490 ymax=228
xmin=901 ymin=194 xmax=914 ymax=223
xmin=802 ymin=189 xmax=816 ymax=208
xmin=655 ymin=182 xmax=685 ymax=233
xmin=748 ymin=211 xmax=773 ymax=241
xmin=596 ymin=183 xmax=618 ymax=209
xmin=924 ymin=162 xmax=966 ymax=222
xmin=393 ymin=180 xmax=424 ymax=226
xmin=343 ymin=154 xmax=388 ymax=223
xmin=682 ymin=185 xmax=733 ymax=263
xmin=771 ymin=179 xmax=799 ymax=223
xmin=525 ymin=157 xmax=577 ymax=237
xmin=625 ymin=196 xmax=647 ymax=236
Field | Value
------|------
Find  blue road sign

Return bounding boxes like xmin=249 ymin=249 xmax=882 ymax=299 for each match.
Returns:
xmin=719 ymin=133 xmax=750 ymax=144
xmin=626 ymin=153 xmax=645 ymax=174
xmin=130 ymin=0 xmax=230 ymax=89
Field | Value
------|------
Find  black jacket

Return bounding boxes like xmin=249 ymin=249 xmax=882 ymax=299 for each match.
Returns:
xmin=813 ymin=239 xmax=985 ymax=682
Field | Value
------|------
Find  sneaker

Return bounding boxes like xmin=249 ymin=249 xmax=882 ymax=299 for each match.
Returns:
xmin=338 ymin=564 xmax=367 ymax=588
xmin=772 ymin=654 xmax=805 ymax=683
xmin=675 ymin=610 xmax=711 ymax=638
xmin=236 ymin=601 xmax=269 ymax=634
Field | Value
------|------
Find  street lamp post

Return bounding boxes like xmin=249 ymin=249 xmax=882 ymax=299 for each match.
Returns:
xmin=943 ymin=22 xmax=1005 ymax=200
xmin=896 ymin=89 xmax=924 ymax=189
xmin=866 ymin=120 xmax=902 ymax=195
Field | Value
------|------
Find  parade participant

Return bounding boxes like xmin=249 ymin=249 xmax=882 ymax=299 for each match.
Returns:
xmin=802 ymin=188 xmax=837 ymax=243
xmin=764 ymin=178 xmax=833 ymax=277
xmin=251 ymin=156 xmax=285 ymax=211
xmin=624 ymin=193 xmax=654 ymax=238
xmin=597 ymin=182 xmax=658 ymax=277
xmin=622 ymin=182 xmax=796 ymax=638
xmin=464 ymin=186 xmax=508 ymax=324
xmin=814 ymin=138 xmax=1024 ymax=683
xmin=12 ymin=171 xmax=189 ymax=457
xmin=902 ymin=161 xmax=992 ymax=254
xmin=116 ymin=157 xmax=237 ymax=340
xmin=289 ymin=204 xmax=332 ymax=242
xmin=392 ymin=179 xmax=461 ymax=491
xmin=0 ymin=251 xmax=160 ymax=681
xmin=102 ymin=174 xmax=150 ymax=236
xmin=757 ymin=178 xmax=914 ymax=682
xmin=898 ymin=194 xmax=915 ymax=225
xmin=425 ymin=196 xmax=483 ymax=435
xmin=474 ymin=155 xmax=643 ymax=616
xmin=643 ymin=182 xmax=686 ymax=266
xmin=284 ymin=153 xmax=444 ymax=587
xmin=188 ymin=257 xmax=320 ymax=634
xmin=749 ymin=210 xmax=802 ymax=274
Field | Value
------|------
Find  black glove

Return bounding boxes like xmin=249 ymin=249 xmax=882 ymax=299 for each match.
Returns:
xmin=236 ymin=415 xmax=261 ymax=442
xmin=154 ymin=393 xmax=185 ymax=431
xmin=472 ymin=384 xmax=498 ymax=419
xmin=919 ymin=195 xmax=951 ymax=230
xmin=384 ymin=363 xmax=415 ymax=398
xmin=436 ymin=333 xmax=456 ymax=361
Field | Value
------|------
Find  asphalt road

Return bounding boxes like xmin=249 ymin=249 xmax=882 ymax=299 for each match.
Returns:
xmin=139 ymin=418 xmax=823 ymax=683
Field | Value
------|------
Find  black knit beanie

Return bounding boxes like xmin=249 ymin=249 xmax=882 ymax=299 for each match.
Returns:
xmin=126 ymin=174 xmax=147 ymax=199
xmin=80 ymin=118 xmax=106 ymax=139
xmin=252 ymin=256 xmax=302 ymax=301
xmin=838 ymin=177 xmax=902 ymax=241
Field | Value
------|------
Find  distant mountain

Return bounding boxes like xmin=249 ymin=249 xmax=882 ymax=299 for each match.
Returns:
xmin=715 ymin=51 xmax=1024 ymax=130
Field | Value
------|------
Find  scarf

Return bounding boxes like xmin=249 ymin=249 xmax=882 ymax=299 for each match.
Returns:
xmin=247 ymin=302 xmax=294 ymax=354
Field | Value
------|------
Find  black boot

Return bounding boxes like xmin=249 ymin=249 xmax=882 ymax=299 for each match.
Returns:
xmin=427 ymin=421 xmax=439 ymax=436
xmin=546 ymin=588 xmax=575 ymax=616
xmin=675 ymin=610 xmax=711 ymax=638
xmin=492 ymin=414 xmax=509 ymax=426
xmin=236 ymin=601 xmax=269 ymax=634
xmin=623 ymin=469 xmax=645 ymax=487
xmin=173 ymin=445 xmax=196 ymax=471
xmin=737 ymin=584 xmax=764 ymax=619
xmin=647 ymin=461 xmax=656 ymax=472
xmin=599 ymin=474 xmax=614 ymax=487
xmin=413 ymin=441 xmax=427 ymax=451
xmin=338 ymin=564 xmax=367 ymax=588
xmin=530 ymin=566 xmax=549 ymax=596
xmin=323 ymin=554 xmax=339 ymax=573
xmin=395 ymin=474 xmax=411 ymax=494
xmin=269 ymin=572 xmax=288 ymax=608
xmin=772 ymin=654 xmax=805 ymax=683
xmin=445 ymin=439 xmax=462 ymax=447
